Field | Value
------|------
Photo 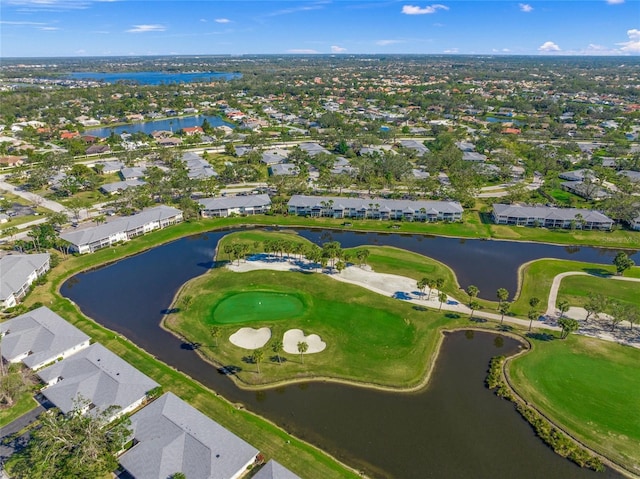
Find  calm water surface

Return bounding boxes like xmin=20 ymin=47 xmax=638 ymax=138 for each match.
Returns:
xmin=62 ymin=228 xmax=628 ymax=478
xmin=67 ymin=71 xmax=241 ymax=85
xmin=85 ymin=115 xmax=234 ymax=138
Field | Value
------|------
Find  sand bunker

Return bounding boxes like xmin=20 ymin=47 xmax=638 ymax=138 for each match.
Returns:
xmin=229 ymin=327 xmax=271 ymax=350
xmin=283 ymin=328 xmax=326 ymax=354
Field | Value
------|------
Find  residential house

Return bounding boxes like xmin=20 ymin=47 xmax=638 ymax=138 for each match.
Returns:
xmin=331 ymin=157 xmax=354 ymax=175
xmin=182 ymin=152 xmax=217 ymax=179
xmin=560 ymin=181 xmax=610 ymax=200
xmin=462 ymin=151 xmax=487 ymax=162
xmin=37 ymin=343 xmax=159 ymax=421
xmin=85 ymin=144 xmax=111 ymax=155
xmin=0 ymin=156 xmax=25 ymax=167
xmin=94 ymin=160 xmax=125 ymax=173
xmin=618 ymin=170 xmax=640 ymax=183
xmin=288 ymin=195 xmax=463 ymax=222
xmin=270 ymin=163 xmax=298 ymax=176
xmin=261 ymin=151 xmax=287 ymax=166
xmin=558 ymin=169 xmax=594 ymax=182
xmin=60 ymin=205 xmax=183 ymax=254
xmin=298 ymin=142 xmax=330 ymax=156
xmin=0 ymin=306 xmax=90 ymax=370
xmin=120 ymin=167 xmax=147 ymax=181
xmin=398 ymin=139 xmax=430 ymax=156
xmin=491 ymin=204 xmax=613 ymax=230
xmin=253 ymin=460 xmax=301 ymax=479
xmin=99 ymin=179 xmax=146 ymax=195
xmin=631 ymin=215 xmax=640 ymax=231
xmin=182 ymin=126 xmax=204 ymax=136
xmin=0 ymin=253 xmax=51 ymax=309
xmin=199 ymin=194 xmax=271 ymax=218
xmin=119 ymin=392 xmax=259 ymax=479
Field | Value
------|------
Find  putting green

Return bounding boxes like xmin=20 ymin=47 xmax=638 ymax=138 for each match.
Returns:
xmin=211 ymin=291 xmax=306 ymax=324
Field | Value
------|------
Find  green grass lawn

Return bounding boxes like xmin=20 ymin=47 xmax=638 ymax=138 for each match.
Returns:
xmin=509 ymin=335 xmax=640 ymax=473
xmin=512 ymin=259 xmax=640 ymax=316
xmin=211 ymin=291 xmax=306 ymax=324
xmin=0 ymin=393 xmax=38 ymax=429
xmin=558 ymin=275 xmax=640 ymax=309
xmin=166 ymin=267 xmax=452 ymax=387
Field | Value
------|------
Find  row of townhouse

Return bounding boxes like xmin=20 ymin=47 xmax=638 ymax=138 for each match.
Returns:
xmin=0 ymin=306 xmax=300 ymax=479
xmin=60 ymin=205 xmax=183 ymax=254
xmin=287 ymin=195 xmax=464 ymax=222
xmin=0 ymin=253 xmax=51 ymax=309
xmin=491 ymin=204 xmax=614 ymax=230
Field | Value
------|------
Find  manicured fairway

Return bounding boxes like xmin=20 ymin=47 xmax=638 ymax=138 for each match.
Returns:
xmin=211 ymin=291 xmax=306 ymax=324
xmin=509 ymin=335 xmax=640 ymax=472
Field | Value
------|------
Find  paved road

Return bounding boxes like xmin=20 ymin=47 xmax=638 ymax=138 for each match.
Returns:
xmin=0 ymin=179 xmax=66 ymax=214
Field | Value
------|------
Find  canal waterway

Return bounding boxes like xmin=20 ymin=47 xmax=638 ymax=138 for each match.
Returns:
xmin=61 ymin=228 xmax=629 ymax=478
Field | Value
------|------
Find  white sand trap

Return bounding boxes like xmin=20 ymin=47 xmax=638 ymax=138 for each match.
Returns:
xmin=283 ymin=329 xmax=326 ymax=354
xmin=229 ymin=327 xmax=271 ymax=350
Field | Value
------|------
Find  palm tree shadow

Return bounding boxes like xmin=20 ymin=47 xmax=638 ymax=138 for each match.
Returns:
xmin=526 ymin=332 xmax=555 ymax=342
xmin=269 ymin=355 xmax=288 ymax=363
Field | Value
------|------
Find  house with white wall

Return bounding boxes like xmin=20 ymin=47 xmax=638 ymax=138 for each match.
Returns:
xmin=0 ymin=253 xmax=51 ymax=309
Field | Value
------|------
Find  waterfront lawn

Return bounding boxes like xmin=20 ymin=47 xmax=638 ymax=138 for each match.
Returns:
xmin=513 ymin=259 xmax=613 ymax=316
xmin=166 ymin=267 xmax=450 ymax=388
xmin=509 ymin=335 xmax=640 ymax=473
xmin=558 ymin=275 xmax=640 ymax=309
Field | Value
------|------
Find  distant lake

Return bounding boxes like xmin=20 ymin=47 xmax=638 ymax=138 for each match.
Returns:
xmin=67 ymin=70 xmax=241 ymax=85
xmin=86 ymin=115 xmax=235 ymax=138
xmin=486 ymin=116 xmax=524 ymax=125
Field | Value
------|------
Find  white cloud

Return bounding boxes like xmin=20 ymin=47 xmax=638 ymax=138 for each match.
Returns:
xmin=126 ymin=24 xmax=166 ymax=33
xmin=606 ymin=0 xmax=624 ymax=4
xmin=287 ymin=49 xmax=319 ymax=54
xmin=215 ymin=18 xmax=231 ymax=23
xmin=519 ymin=3 xmax=533 ymax=12
xmin=443 ymin=48 xmax=458 ymax=53
xmin=401 ymin=4 xmax=449 ymax=15
xmin=376 ymin=39 xmax=404 ymax=46
xmin=617 ymin=28 xmax=640 ymax=52
xmin=38 ymin=26 xmax=59 ymax=30
xmin=538 ymin=41 xmax=561 ymax=52
xmin=0 ymin=20 xmax=47 ymax=25
xmin=268 ymin=1 xmax=328 ymax=17
xmin=331 ymin=45 xmax=347 ymax=53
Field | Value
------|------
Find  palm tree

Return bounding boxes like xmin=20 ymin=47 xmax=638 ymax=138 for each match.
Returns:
xmin=496 ymin=288 xmax=509 ymax=305
xmin=271 ymin=339 xmax=283 ymax=365
xmin=498 ymin=302 xmax=511 ymax=325
xmin=528 ymin=309 xmax=539 ymax=331
xmin=417 ymin=278 xmax=428 ymax=300
xmin=467 ymin=285 xmax=479 ymax=303
xmin=252 ymin=349 xmax=264 ymax=374
xmin=469 ymin=300 xmax=480 ymax=320
xmin=426 ymin=278 xmax=437 ymax=300
xmin=210 ymin=326 xmax=221 ymax=347
xmin=438 ymin=291 xmax=447 ymax=311
xmin=297 ymin=341 xmax=308 ymax=364
xmin=435 ymin=278 xmax=445 ymax=293
xmin=557 ymin=300 xmax=570 ymax=319
xmin=529 ymin=297 xmax=540 ymax=309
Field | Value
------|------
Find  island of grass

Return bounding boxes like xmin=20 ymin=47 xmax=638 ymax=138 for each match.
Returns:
xmin=165 ymin=230 xmax=640 ymax=475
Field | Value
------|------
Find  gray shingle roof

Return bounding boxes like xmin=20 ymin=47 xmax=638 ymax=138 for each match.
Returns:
xmin=0 ymin=306 xmax=89 ymax=369
xmin=100 ymin=179 xmax=146 ymax=194
xmin=289 ymin=195 xmax=463 ymax=214
xmin=60 ymin=205 xmax=182 ymax=248
xmin=398 ymin=140 xmax=429 ymax=155
xmin=298 ymin=142 xmax=330 ymax=156
xmin=492 ymin=204 xmax=613 ymax=223
xmin=199 ymin=194 xmax=271 ymax=211
xmin=252 ymin=460 xmax=301 ymax=479
xmin=119 ymin=392 xmax=259 ymax=479
xmin=270 ymin=163 xmax=298 ymax=176
xmin=37 ymin=343 xmax=158 ymax=416
xmin=0 ymin=253 xmax=50 ymax=303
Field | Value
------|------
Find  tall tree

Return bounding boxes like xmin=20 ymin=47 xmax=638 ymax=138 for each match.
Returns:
xmin=252 ymin=349 xmax=264 ymax=374
xmin=469 ymin=300 xmax=480 ymax=320
xmin=417 ymin=278 xmax=428 ymax=300
xmin=496 ymin=288 xmax=509 ymax=305
xmin=271 ymin=339 xmax=283 ymax=365
xmin=613 ymin=252 xmax=635 ymax=276
xmin=467 ymin=285 xmax=479 ymax=303
xmin=557 ymin=317 xmax=580 ymax=339
xmin=557 ymin=300 xmax=570 ymax=319
xmin=9 ymin=400 xmax=130 ymax=479
xmin=438 ymin=291 xmax=448 ymax=311
xmin=528 ymin=309 xmax=539 ymax=331
xmin=583 ymin=293 xmax=607 ymax=323
xmin=498 ymin=301 xmax=511 ymax=325
xmin=297 ymin=341 xmax=309 ymax=364
xmin=529 ymin=297 xmax=541 ymax=309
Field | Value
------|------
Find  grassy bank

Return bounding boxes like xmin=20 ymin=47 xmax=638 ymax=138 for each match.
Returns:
xmin=509 ymin=335 xmax=640 ymax=475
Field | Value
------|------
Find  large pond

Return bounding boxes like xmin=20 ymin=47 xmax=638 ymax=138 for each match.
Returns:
xmin=62 ymin=228 xmax=630 ymax=478
xmin=85 ymin=114 xmax=235 ymax=138
xmin=67 ymin=71 xmax=241 ymax=85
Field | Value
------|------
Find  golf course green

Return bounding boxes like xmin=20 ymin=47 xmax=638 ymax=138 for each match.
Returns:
xmin=211 ymin=291 xmax=306 ymax=324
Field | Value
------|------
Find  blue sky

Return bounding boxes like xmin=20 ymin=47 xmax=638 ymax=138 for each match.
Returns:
xmin=1 ymin=0 xmax=638 ymax=57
